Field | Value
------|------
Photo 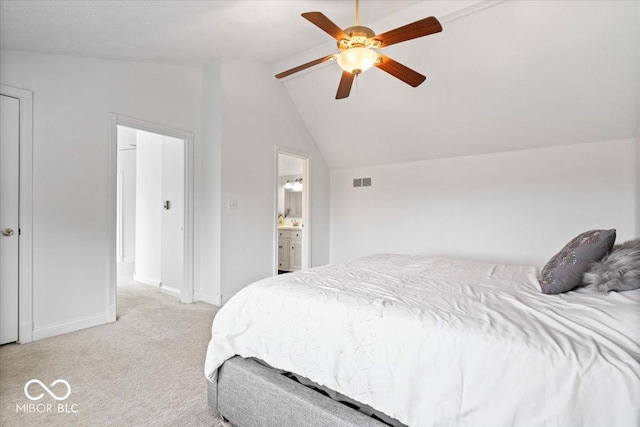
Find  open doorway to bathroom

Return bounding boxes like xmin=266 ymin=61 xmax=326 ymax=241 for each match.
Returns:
xmin=275 ymin=150 xmax=310 ymax=275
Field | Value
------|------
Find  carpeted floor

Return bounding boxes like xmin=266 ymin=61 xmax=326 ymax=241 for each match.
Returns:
xmin=0 ymin=273 xmax=230 ymax=426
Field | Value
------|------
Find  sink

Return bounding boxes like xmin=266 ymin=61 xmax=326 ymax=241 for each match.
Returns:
xmin=278 ymin=225 xmax=302 ymax=230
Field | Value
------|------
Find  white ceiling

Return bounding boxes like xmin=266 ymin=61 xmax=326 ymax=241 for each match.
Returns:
xmin=0 ymin=0 xmax=421 ymax=64
xmin=1 ymin=1 xmax=638 ymax=169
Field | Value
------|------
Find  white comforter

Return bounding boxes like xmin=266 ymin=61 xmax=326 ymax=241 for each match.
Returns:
xmin=205 ymin=254 xmax=640 ymax=426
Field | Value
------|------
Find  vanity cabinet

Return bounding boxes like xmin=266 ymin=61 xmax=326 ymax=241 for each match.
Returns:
xmin=290 ymin=239 xmax=302 ymax=270
xmin=278 ymin=230 xmax=302 ymax=272
xmin=278 ymin=237 xmax=290 ymax=269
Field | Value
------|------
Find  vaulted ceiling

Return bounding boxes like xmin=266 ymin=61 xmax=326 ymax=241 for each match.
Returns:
xmin=277 ymin=0 xmax=639 ymax=168
xmin=1 ymin=1 xmax=638 ymax=169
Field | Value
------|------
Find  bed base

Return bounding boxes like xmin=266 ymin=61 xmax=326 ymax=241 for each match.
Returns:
xmin=208 ymin=356 xmax=393 ymax=427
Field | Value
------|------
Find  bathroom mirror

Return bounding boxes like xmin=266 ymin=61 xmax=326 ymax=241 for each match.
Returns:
xmin=284 ymin=190 xmax=302 ymax=218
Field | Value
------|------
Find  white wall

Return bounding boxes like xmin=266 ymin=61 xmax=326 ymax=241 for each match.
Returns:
xmin=196 ymin=60 xmax=222 ymax=305
xmin=135 ymin=130 xmax=163 ymax=285
xmin=0 ymin=49 xmax=331 ymax=335
xmin=219 ymin=58 xmax=330 ymax=303
xmin=160 ymin=135 xmax=185 ymax=295
xmin=637 ymin=99 xmax=640 ymax=236
xmin=0 ymin=50 xmax=202 ymax=338
xmin=637 ymin=5 xmax=640 ymax=237
xmin=116 ymin=126 xmax=137 ymax=262
xmin=125 ymin=130 xmax=185 ymax=296
xmin=0 ymin=49 xmax=331 ymax=337
xmin=331 ymin=139 xmax=637 ymax=268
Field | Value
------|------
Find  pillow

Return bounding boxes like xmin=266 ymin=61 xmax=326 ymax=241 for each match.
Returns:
xmin=583 ymin=238 xmax=640 ymax=292
xmin=540 ymin=229 xmax=616 ymax=294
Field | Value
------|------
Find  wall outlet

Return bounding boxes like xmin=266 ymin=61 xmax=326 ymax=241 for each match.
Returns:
xmin=228 ymin=199 xmax=238 ymax=210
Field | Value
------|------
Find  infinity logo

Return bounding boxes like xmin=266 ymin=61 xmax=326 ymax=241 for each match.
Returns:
xmin=24 ymin=379 xmax=71 ymax=401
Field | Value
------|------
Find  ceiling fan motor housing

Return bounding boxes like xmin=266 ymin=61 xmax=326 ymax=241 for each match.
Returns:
xmin=337 ymin=26 xmax=382 ymax=51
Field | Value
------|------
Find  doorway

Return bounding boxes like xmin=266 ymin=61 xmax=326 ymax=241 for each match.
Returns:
xmin=275 ymin=150 xmax=310 ymax=275
xmin=109 ymin=115 xmax=194 ymax=321
xmin=0 ymin=94 xmax=20 ymax=345
xmin=0 ymin=84 xmax=33 ymax=344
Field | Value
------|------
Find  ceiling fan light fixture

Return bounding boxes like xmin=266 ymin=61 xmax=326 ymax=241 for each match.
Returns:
xmin=336 ymin=47 xmax=378 ymax=75
xmin=274 ymin=3 xmax=442 ymax=99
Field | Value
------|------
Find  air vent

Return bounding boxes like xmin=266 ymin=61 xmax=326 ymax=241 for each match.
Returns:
xmin=353 ymin=177 xmax=372 ymax=188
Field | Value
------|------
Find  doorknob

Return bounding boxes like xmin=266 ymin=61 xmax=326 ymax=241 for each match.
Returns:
xmin=1 ymin=228 xmax=14 ymax=237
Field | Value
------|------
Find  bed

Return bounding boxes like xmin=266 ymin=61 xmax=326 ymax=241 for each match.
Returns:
xmin=205 ymin=254 xmax=640 ymax=426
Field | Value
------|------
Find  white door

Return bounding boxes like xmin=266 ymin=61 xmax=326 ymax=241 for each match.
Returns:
xmin=0 ymin=95 xmax=20 ymax=345
xmin=160 ymin=136 xmax=184 ymax=298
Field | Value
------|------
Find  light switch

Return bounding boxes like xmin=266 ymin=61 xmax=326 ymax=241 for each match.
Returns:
xmin=228 ymin=199 xmax=238 ymax=210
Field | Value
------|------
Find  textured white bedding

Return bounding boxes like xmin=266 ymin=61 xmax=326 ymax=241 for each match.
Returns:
xmin=205 ymin=254 xmax=640 ymax=426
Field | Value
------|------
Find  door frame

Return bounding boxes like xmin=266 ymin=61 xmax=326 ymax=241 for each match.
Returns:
xmin=108 ymin=113 xmax=195 ymax=319
xmin=0 ymin=84 xmax=34 ymax=344
xmin=273 ymin=147 xmax=311 ymax=276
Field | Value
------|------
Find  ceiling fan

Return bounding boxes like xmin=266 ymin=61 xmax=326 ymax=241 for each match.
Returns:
xmin=275 ymin=0 xmax=442 ymax=99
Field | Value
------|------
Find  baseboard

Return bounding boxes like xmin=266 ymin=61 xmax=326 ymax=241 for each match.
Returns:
xmin=133 ymin=274 xmax=182 ymax=300
xmin=134 ymin=273 xmax=161 ymax=287
xmin=159 ymin=285 xmax=180 ymax=299
xmin=195 ymin=291 xmax=220 ymax=306
xmin=107 ymin=304 xmax=116 ymax=323
xmin=18 ymin=322 xmax=33 ymax=344
xmin=32 ymin=312 xmax=110 ymax=341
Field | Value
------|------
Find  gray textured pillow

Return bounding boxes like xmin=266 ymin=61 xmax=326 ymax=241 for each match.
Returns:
xmin=540 ymin=229 xmax=616 ymax=294
xmin=583 ymin=238 xmax=640 ymax=292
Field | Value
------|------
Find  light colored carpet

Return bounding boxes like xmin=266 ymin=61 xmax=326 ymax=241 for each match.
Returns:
xmin=0 ymin=278 xmax=230 ymax=426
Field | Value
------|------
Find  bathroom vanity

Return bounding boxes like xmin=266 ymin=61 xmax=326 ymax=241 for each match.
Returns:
xmin=278 ymin=227 xmax=302 ymax=272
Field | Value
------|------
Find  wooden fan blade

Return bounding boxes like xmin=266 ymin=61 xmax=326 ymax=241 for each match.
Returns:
xmin=375 ymin=16 xmax=442 ymax=48
xmin=275 ymin=55 xmax=334 ymax=79
xmin=336 ymin=71 xmax=355 ymax=99
xmin=302 ymin=12 xmax=350 ymax=42
xmin=375 ymin=54 xmax=426 ymax=87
